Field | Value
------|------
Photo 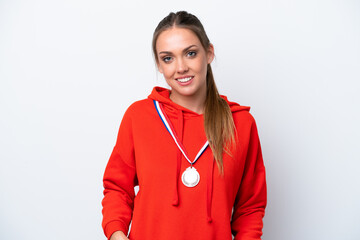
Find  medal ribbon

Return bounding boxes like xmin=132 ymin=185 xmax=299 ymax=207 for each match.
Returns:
xmin=154 ymin=100 xmax=209 ymax=166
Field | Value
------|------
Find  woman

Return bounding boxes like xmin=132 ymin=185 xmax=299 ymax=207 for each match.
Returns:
xmin=102 ymin=11 xmax=267 ymax=240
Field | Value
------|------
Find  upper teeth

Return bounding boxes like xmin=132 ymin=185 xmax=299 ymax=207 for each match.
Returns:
xmin=177 ymin=77 xmax=192 ymax=83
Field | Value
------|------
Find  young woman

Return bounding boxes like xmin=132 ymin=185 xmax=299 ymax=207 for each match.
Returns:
xmin=102 ymin=11 xmax=267 ymax=240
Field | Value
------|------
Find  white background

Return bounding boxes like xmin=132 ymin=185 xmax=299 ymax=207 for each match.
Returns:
xmin=1 ymin=0 xmax=359 ymax=239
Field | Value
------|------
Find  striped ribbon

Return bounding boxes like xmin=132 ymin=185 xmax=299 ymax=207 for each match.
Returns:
xmin=154 ymin=100 xmax=209 ymax=166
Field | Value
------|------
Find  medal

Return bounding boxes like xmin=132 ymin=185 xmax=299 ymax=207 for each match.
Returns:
xmin=154 ymin=100 xmax=208 ymax=187
xmin=182 ymin=166 xmax=200 ymax=187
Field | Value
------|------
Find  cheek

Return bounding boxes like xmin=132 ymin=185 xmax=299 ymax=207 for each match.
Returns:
xmin=160 ymin=64 xmax=175 ymax=79
xmin=195 ymin=58 xmax=208 ymax=75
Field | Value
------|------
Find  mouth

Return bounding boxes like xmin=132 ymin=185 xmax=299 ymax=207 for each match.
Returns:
xmin=176 ymin=76 xmax=194 ymax=83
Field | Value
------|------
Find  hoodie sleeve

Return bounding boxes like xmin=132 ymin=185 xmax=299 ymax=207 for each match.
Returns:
xmin=231 ymin=116 xmax=267 ymax=240
xmin=101 ymin=107 xmax=137 ymax=239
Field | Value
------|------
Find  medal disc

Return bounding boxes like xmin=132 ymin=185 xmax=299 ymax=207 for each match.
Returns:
xmin=181 ymin=167 xmax=200 ymax=187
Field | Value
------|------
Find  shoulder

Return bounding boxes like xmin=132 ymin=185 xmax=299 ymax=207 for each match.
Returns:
xmin=232 ymin=111 xmax=258 ymax=139
xmin=124 ymin=98 xmax=155 ymax=116
xmin=224 ymin=96 xmax=257 ymax=131
xmin=232 ymin=110 xmax=256 ymax=125
xmin=117 ymin=98 xmax=155 ymax=133
xmin=222 ymin=95 xmax=255 ymax=127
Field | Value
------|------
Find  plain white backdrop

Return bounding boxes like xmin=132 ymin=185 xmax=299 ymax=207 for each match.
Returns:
xmin=1 ymin=0 xmax=359 ymax=239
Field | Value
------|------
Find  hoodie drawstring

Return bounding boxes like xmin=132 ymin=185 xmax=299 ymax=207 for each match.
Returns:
xmin=167 ymin=106 xmax=213 ymax=223
xmin=207 ymin=157 xmax=214 ymax=222
xmin=172 ymin=109 xmax=183 ymax=206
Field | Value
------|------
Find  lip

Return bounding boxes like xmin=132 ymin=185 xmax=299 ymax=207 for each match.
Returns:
xmin=175 ymin=75 xmax=194 ymax=86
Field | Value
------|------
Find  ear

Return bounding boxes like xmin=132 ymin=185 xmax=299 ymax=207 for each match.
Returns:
xmin=207 ymin=44 xmax=215 ymax=64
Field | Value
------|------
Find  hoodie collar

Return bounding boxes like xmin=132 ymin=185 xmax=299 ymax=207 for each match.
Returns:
xmin=148 ymin=86 xmax=251 ymax=114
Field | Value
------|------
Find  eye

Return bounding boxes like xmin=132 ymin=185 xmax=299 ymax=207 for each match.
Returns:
xmin=187 ymin=51 xmax=197 ymax=57
xmin=162 ymin=56 xmax=172 ymax=63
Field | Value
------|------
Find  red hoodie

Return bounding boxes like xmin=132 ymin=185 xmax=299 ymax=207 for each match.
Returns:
xmin=102 ymin=87 xmax=267 ymax=240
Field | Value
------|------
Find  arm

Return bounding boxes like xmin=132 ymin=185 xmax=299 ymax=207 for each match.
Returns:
xmin=102 ymin=108 xmax=137 ymax=239
xmin=231 ymin=117 xmax=267 ymax=240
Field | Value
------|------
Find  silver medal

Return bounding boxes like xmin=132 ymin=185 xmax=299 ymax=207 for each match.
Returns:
xmin=181 ymin=166 xmax=200 ymax=187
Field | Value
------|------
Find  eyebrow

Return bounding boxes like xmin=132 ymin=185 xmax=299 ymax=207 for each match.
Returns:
xmin=158 ymin=44 xmax=198 ymax=55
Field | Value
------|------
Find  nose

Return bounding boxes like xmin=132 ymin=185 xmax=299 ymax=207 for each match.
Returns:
xmin=176 ymin=58 xmax=189 ymax=74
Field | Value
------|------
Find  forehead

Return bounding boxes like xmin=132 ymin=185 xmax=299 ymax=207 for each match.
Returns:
xmin=156 ymin=27 xmax=201 ymax=53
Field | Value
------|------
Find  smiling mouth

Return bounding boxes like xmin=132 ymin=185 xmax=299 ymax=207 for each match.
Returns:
xmin=176 ymin=76 xmax=193 ymax=83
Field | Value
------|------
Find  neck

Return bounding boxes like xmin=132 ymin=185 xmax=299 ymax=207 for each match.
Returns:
xmin=170 ymin=90 xmax=206 ymax=114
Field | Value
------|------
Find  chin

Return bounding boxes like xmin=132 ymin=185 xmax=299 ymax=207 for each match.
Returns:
xmin=175 ymin=87 xmax=203 ymax=98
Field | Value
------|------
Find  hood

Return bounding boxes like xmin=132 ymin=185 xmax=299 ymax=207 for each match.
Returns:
xmin=148 ymin=86 xmax=249 ymax=223
xmin=148 ymin=86 xmax=250 ymax=114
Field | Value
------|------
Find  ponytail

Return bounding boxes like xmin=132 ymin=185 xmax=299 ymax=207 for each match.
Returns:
xmin=204 ymin=64 xmax=235 ymax=175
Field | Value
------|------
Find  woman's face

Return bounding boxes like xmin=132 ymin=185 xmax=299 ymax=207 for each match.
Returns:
xmin=156 ymin=27 xmax=214 ymax=101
